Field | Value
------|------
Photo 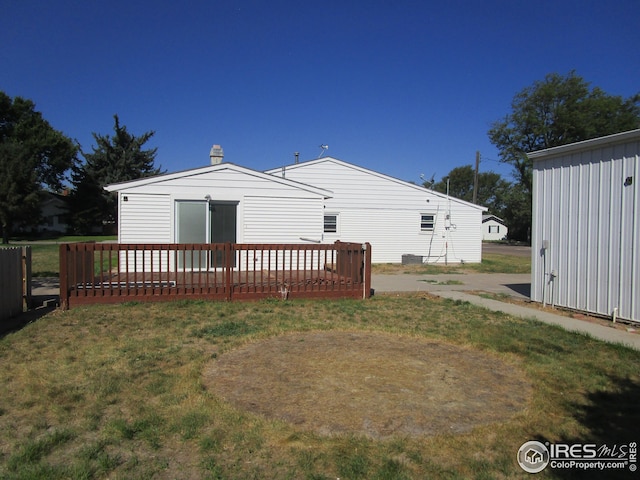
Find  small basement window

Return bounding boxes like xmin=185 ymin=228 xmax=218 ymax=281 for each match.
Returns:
xmin=324 ymin=214 xmax=338 ymax=233
xmin=420 ymin=213 xmax=435 ymax=232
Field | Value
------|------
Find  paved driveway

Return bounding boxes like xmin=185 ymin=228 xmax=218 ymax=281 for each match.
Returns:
xmin=370 ymin=242 xmax=532 ymax=299
xmin=482 ymin=243 xmax=531 ymax=258
xmin=372 ymin=273 xmax=531 ymax=300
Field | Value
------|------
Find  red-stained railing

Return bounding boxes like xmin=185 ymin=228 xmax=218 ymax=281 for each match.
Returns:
xmin=59 ymin=241 xmax=371 ymax=309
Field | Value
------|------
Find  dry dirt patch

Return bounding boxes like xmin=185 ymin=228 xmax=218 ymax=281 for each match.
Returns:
xmin=203 ymin=331 xmax=531 ymax=439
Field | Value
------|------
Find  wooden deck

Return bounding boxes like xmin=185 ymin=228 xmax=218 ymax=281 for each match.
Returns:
xmin=60 ymin=242 xmax=371 ymax=308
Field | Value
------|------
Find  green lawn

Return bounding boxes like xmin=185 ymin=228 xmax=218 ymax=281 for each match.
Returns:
xmin=372 ymin=253 xmax=531 ymax=275
xmin=8 ymin=235 xmax=117 ymax=243
xmin=0 ymin=236 xmax=116 ymax=277
xmin=1 ymin=296 xmax=637 ymax=479
xmin=3 ymin=239 xmax=529 ymax=278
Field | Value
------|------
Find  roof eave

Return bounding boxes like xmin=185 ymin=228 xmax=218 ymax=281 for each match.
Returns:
xmin=267 ymin=157 xmax=487 ymax=211
xmin=104 ymin=162 xmax=333 ymax=198
xmin=528 ymin=129 xmax=640 ymax=161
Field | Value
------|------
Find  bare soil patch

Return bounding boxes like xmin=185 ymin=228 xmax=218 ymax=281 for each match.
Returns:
xmin=203 ymin=331 xmax=531 ymax=439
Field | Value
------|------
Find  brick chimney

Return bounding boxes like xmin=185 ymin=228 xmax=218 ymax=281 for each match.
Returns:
xmin=210 ymin=144 xmax=224 ymax=165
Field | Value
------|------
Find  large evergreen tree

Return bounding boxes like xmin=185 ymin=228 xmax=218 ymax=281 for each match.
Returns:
xmin=70 ymin=115 xmax=163 ymax=233
xmin=0 ymin=91 xmax=77 ymax=243
xmin=488 ymin=71 xmax=640 ymax=241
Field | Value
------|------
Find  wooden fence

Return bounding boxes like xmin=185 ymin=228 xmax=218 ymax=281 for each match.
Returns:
xmin=0 ymin=246 xmax=32 ymax=321
xmin=59 ymin=241 xmax=371 ymax=309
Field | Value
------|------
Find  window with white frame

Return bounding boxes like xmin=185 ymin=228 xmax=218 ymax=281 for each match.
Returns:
xmin=488 ymin=225 xmax=500 ymax=233
xmin=420 ymin=213 xmax=435 ymax=232
xmin=324 ymin=214 xmax=338 ymax=233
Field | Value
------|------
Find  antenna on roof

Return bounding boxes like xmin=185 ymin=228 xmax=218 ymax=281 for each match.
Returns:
xmin=318 ymin=144 xmax=328 ymax=158
xmin=420 ymin=173 xmax=435 ymax=189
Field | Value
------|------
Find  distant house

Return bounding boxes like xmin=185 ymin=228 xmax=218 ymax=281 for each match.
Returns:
xmin=39 ymin=192 xmax=70 ymax=234
xmin=266 ymin=157 xmax=486 ymax=263
xmin=106 ymin=150 xmax=486 ymax=265
xmin=15 ymin=191 xmax=70 ymax=235
xmin=529 ymin=129 xmax=640 ymax=323
xmin=482 ymin=215 xmax=507 ymax=241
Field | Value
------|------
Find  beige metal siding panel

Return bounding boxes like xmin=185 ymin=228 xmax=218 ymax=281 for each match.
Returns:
xmin=632 ymin=153 xmax=640 ymax=322
xmin=532 ymin=137 xmax=639 ymax=322
xmin=620 ymin=149 xmax=639 ymax=321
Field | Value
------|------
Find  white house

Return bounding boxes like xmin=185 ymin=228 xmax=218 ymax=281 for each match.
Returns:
xmin=529 ymin=129 xmax=640 ymax=323
xmin=106 ymin=151 xmax=486 ymax=265
xmin=105 ymin=162 xmax=331 ymax=248
xmin=266 ymin=157 xmax=486 ymax=263
xmin=482 ymin=214 xmax=507 ymax=241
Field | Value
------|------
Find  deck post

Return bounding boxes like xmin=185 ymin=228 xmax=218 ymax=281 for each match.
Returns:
xmin=363 ymin=242 xmax=372 ymax=298
xmin=59 ymin=244 xmax=69 ymax=310
xmin=22 ymin=246 xmax=32 ymax=310
xmin=225 ymin=242 xmax=233 ymax=301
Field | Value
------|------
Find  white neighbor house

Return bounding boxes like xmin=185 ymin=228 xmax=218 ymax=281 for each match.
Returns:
xmin=482 ymin=215 xmax=507 ymax=241
xmin=106 ymin=151 xmax=486 ymax=265
xmin=529 ymin=129 xmax=640 ymax=323
xmin=266 ymin=157 xmax=486 ymax=263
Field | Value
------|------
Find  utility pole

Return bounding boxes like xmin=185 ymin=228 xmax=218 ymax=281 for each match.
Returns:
xmin=472 ymin=151 xmax=480 ymax=204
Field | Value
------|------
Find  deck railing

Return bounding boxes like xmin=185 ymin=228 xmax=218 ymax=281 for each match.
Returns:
xmin=59 ymin=241 xmax=371 ymax=309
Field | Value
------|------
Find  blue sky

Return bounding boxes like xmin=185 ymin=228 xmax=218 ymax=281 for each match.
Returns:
xmin=2 ymin=0 xmax=638 ymax=185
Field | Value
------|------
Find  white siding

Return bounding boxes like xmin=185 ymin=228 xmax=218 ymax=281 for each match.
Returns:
xmin=119 ymin=193 xmax=172 ymax=271
xmin=113 ymin=165 xmax=326 ymax=245
xmin=328 ymin=207 xmax=481 ymax=263
xmin=119 ymin=193 xmax=171 ymax=243
xmin=271 ymin=159 xmax=484 ymax=263
xmin=240 ymin=196 xmax=325 ymax=271
xmin=110 ymin=160 xmax=484 ymax=268
xmin=243 ymin=196 xmax=323 ymax=243
xmin=531 ymin=131 xmax=640 ymax=322
xmin=110 ymin=165 xmax=327 ymax=272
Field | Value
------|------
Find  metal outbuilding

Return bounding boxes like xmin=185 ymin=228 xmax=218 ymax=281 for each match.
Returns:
xmin=529 ymin=129 xmax=640 ymax=323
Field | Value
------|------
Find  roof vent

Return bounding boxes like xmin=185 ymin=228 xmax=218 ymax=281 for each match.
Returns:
xmin=210 ymin=144 xmax=224 ymax=165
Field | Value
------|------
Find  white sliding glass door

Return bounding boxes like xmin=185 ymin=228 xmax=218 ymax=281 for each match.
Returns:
xmin=176 ymin=200 xmax=237 ymax=269
xmin=176 ymin=201 xmax=208 ymax=269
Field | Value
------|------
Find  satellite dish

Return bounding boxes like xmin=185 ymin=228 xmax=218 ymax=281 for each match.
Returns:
xmin=318 ymin=144 xmax=329 ymax=158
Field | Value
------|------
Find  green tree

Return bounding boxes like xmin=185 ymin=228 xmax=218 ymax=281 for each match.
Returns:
xmin=0 ymin=91 xmax=78 ymax=243
xmin=430 ymin=165 xmax=510 ymax=219
xmin=70 ymin=115 xmax=163 ymax=233
xmin=488 ymin=71 xmax=640 ymax=240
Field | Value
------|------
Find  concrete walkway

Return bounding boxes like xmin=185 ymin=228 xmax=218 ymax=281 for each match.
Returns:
xmin=372 ymin=273 xmax=640 ymax=352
